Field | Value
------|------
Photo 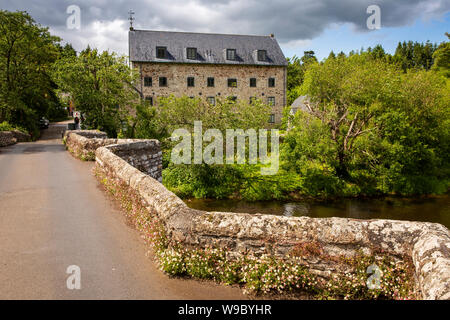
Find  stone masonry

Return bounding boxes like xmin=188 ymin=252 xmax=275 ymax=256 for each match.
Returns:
xmin=61 ymin=130 xmax=450 ymax=300
xmin=0 ymin=131 xmax=16 ymax=147
xmin=0 ymin=130 xmax=30 ymax=147
xmin=134 ymin=62 xmax=286 ymax=123
xmin=64 ymin=130 xmax=147 ymax=161
xmin=88 ymin=135 xmax=450 ymax=300
xmin=105 ymin=141 xmax=163 ymax=182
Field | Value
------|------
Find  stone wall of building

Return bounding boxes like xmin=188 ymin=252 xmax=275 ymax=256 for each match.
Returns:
xmin=0 ymin=131 xmax=17 ymax=147
xmin=133 ymin=62 xmax=286 ymax=123
xmin=93 ymin=139 xmax=450 ymax=300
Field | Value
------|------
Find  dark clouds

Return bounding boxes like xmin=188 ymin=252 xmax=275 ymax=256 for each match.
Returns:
xmin=1 ymin=0 xmax=449 ymax=53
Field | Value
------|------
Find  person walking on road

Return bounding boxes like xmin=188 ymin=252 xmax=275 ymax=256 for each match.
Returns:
xmin=74 ymin=116 xmax=80 ymax=130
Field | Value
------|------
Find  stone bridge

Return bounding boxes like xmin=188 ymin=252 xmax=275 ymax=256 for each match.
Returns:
xmin=64 ymin=130 xmax=450 ymax=300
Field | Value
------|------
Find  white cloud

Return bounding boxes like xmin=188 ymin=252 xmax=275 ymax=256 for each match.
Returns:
xmin=50 ymin=19 xmax=129 ymax=55
xmin=1 ymin=0 xmax=449 ymax=55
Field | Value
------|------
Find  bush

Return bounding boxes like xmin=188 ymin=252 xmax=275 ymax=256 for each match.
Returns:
xmin=0 ymin=121 xmax=27 ymax=133
xmin=163 ymin=164 xmax=244 ymax=199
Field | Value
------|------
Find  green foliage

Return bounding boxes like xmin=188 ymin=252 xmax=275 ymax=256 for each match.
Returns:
xmin=155 ymin=95 xmax=272 ymax=134
xmin=130 ymin=95 xmax=279 ymax=200
xmin=0 ymin=121 xmax=26 ymax=133
xmin=163 ymin=164 xmax=244 ymax=199
xmin=164 ymin=162 xmax=302 ymax=201
xmin=323 ymin=255 xmax=416 ymax=300
xmin=394 ymin=40 xmax=437 ymax=71
xmin=0 ymin=10 xmax=61 ymax=136
xmin=125 ymin=102 xmax=162 ymax=139
xmin=286 ymin=52 xmax=318 ymax=105
xmin=432 ymin=33 xmax=450 ymax=78
xmin=283 ymin=52 xmax=450 ymax=196
xmin=53 ymin=47 xmax=139 ymax=137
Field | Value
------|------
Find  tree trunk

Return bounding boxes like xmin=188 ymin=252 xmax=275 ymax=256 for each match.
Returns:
xmin=336 ymin=150 xmax=350 ymax=179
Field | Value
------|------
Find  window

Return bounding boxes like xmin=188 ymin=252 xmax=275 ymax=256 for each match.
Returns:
xmin=268 ymin=78 xmax=275 ymax=87
xmin=226 ymin=49 xmax=236 ymax=61
xmin=159 ymin=77 xmax=167 ymax=87
xmin=145 ymin=96 xmax=153 ymax=106
xmin=144 ymin=76 xmax=152 ymax=87
xmin=268 ymin=97 xmax=275 ymax=106
xmin=269 ymin=114 xmax=275 ymax=123
xmin=250 ymin=78 xmax=257 ymax=87
xmin=207 ymin=77 xmax=215 ymax=87
xmin=207 ymin=97 xmax=216 ymax=105
xmin=156 ymin=47 xmax=166 ymax=59
xmin=257 ymin=50 xmax=267 ymax=62
xmin=187 ymin=77 xmax=195 ymax=87
xmin=228 ymin=78 xmax=237 ymax=88
xmin=228 ymin=96 xmax=237 ymax=102
xmin=186 ymin=47 xmax=197 ymax=60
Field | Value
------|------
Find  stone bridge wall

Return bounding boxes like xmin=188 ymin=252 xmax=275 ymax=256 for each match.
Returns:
xmin=0 ymin=130 xmax=31 ymax=147
xmin=104 ymin=141 xmax=163 ymax=182
xmin=0 ymin=131 xmax=16 ymax=147
xmin=64 ymin=131 xmax=450 ymax=300
xmin=64 ymin=130 xmax=145 ymax=161
xmin=93 ymin=140 xmax=450 ymax=300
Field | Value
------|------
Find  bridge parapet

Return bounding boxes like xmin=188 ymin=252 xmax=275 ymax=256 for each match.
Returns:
xmin=93 ymin=138 xmax=450 ymax=300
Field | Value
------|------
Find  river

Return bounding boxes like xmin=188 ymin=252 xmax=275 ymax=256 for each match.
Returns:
xmin=185 ymin=195 xmax=450 ymax=228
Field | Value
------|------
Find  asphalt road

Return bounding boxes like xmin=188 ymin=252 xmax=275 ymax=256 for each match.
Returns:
xmin=0 ymin=123 xmax=245 ymax=300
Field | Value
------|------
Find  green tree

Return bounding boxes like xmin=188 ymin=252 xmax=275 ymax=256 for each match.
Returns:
xmin=432 ymin=33 xmax=450 ymax=78
xmin=143 ymin=95 xmax=275 ymax=199
xmin=394 ymin=41 xmax=436 ymax=71
xmin=284 ymin=53 xmax=449 ymax=195
xmin=286 ymin=51 xmax=318 ymax=106
xmin=56 ymin=42 xmax=77 ymax=59
xmin=53 ymin=47 xmax=139 ymax=137
xmin=297 ymin=54 xmax=397 ymax=177
xmin=0 ymin=10 xmax=60 ymax=136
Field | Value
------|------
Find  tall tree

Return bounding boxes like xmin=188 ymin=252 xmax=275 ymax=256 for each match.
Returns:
xmin=286 ymin=51 xmax=318 ymax=106
xmin=394 ymin=40 xmax=436 ymax=71
xmin=298 ymin=54 xmax=400 ymax=178
xmin=432 ymin=33 xmax=450 ymax=78
xmin=53 ymin=47 xmax=139 ymax=137
xmin=0 ymin=10 xmax=60 ymax=134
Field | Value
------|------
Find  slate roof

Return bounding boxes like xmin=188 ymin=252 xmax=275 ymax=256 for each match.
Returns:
xmin=129 ymin=29 xmax=287 ymax=67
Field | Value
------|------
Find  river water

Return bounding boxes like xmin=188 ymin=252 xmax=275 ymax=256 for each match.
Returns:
xmin=185 ymin=195 xmax=450 ymax=228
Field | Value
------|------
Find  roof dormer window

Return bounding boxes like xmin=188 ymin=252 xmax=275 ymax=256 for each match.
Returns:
xmin=186 ymin=47 xmax=197 ymax=60
xmin=156 ymin=46 xmax=167 ymax=59
xmin=226 ymin=49 xmax=236 ymax=61
xmin=257 ymin=50 xmax=267 ymax=61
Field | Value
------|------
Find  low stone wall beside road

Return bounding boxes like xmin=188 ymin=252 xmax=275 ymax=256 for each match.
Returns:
xmin=0 ymin=130 xmax=30 ymax=147
xmin=11 ymin=130 xmax=31 ymax=142
xmin=63 ymin=130 xmax=450 ymax=299
xmin=0 ymin=131 xmax=16 ymax=147
xmin=105 ymin=141 xmax=163 ymax=182
xmin=64 ymin=130 xmax=145 ymax=161
xmin=92 ymin=138 xmax=450 ymax=300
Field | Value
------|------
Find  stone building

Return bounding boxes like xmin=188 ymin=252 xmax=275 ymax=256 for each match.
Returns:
xmin=128 ymin=29 xmax=287 ymax=124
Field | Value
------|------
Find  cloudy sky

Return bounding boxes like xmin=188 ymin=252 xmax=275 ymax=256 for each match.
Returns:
xmin=1 ymin=0 xmax=449 ymax=60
